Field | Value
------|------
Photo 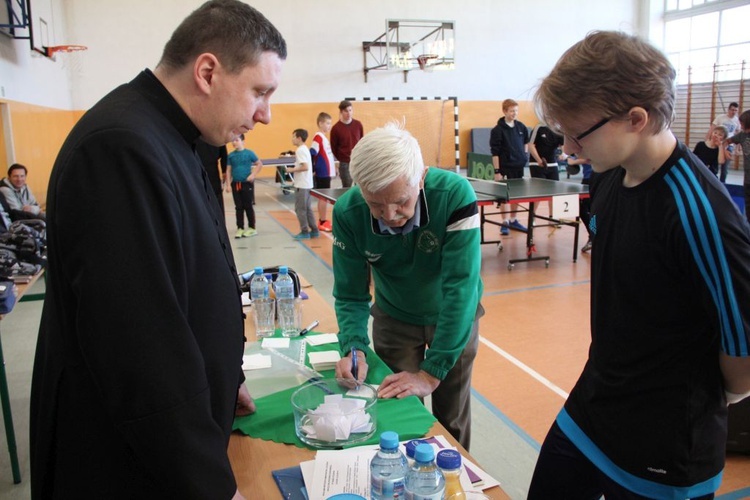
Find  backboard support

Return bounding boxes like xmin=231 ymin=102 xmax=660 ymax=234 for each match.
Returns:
xmin=0 ymin=0 xmax=30 ymax=39
xmin=362 ymin=19 xmax=455 ymax=83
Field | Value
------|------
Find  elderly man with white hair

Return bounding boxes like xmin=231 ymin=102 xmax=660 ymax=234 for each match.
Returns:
xmin=333 ymin=123 xmax=483 ymax=450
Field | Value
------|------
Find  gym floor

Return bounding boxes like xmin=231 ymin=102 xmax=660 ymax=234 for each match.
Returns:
xmin=0 ymin=167 xmax=748 ymax=499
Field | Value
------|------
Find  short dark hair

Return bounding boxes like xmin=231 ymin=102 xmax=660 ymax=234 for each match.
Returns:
xmin=159 ymin=0 xmax=287 ymax=74
xmin=739 ymin=110 xmax=750 ymax=130
xmin=294 ymin=129 xmax=309 ymax=142
xmin=338 ymin=100 xmax=353 ymax=111
xmin=235 ymin=133 xmax=245 ymax=141
xmin=317 ymin=112 xmax=331 ymax=123
xmin=8 ymin=163 xmax=27 ymax=176
xmin=729 ymin=102 xmax=739 ymax=109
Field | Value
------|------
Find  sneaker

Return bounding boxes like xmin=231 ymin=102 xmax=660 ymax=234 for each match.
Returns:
xmin=509 ymin=219 xmax=528 ymax=232
xmin=581 ymin=239 xmax=592 ymax=253
xmin=293 ymin=232 xmax=311 ymax=240
xmin=500 ymin=222 xmax=510 ymax=236
xmin=235 ymin=228 xmax=244 ymax=239
xmin=309 ymin=230 xmax=320 ymax=238
xmin=244 ymin=228 xmax=257 ymax=237
xmin=318 ymin=220 xmax=333 ymax=232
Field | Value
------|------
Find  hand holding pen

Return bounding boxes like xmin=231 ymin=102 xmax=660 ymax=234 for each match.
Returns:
xmin=334 ymin=345 xmax=368 ymax=384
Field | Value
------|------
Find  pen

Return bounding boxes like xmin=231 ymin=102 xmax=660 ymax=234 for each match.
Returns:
xmin=350 ymin=346 xmax=358 ymax=382
xmin=299 ymin=320 xmax=319 ymax=336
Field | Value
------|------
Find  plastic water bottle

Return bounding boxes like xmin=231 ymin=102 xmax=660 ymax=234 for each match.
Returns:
xmin=249 ymin=267 xmax=269 ymax=300
xmin=274 ymin=266 xmax=295 ymax=299
xmin=436 ymin=450 xmax=465 ymax=500
xmin=405 ymin=444 xmax=445 ymax=500
xmin=405 ymin=439 xmax=429 ymax=468
xmin=370 ymin=431 xmax=408 ymax=500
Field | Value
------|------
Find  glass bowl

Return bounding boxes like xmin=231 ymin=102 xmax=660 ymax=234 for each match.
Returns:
xmin=291 ymin=378 xmax=378 ymax=448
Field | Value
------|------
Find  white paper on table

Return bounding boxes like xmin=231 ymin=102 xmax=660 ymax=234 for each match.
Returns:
xmin=261 ymin=337 xmax=290 ymax=349
xmin=300 ymin=459 xmax=315 ymax=494
xmin=309 ymin=448 xmax=372 ymax=500
xmin=308 ymin=350 xmax=341 ymax=370
xmin=241 ymin=353 xmax=272 ymax=371
xmin=426 ymin=435 xmax=501 ymax=491
xmin=305 ymin=333 xmax=339 ymax=346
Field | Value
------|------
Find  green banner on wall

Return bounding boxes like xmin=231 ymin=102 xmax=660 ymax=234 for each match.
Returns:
xmin=467 ymin=152 xmax=494 ymax=180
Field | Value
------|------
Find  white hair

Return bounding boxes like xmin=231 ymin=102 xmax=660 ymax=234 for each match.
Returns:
xmin=350 ymin=122 xmax=424 ymax=193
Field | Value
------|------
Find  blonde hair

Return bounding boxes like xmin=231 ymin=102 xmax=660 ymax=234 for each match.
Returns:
xmin=535 ymin=31 xmax=676 ymax=135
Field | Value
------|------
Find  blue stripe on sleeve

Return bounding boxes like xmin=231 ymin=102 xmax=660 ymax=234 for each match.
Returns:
xmin=664 ymin=160 xmax=747 ymax=356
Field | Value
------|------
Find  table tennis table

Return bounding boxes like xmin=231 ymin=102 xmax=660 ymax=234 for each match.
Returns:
xmin=262 ymin=157 xmax=295 ymax=195
xmin=467 ymin=178 xmax=589 ymax=269
xmin=311 ymin=176 xmax=589 ymax=269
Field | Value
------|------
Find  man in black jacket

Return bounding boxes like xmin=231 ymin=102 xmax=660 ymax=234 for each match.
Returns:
xmin=29 ymin=2 xmax=286 ymax=498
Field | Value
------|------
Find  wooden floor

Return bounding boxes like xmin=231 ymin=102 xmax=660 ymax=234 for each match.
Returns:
xmin=267 ymin=194 xmax=750 ymax=498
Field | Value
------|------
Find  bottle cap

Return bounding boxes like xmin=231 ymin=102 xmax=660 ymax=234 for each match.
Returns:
xmin=379 ymin=431 xmax=399 ymax=450
xmin=280 ymin=265 xmax=288 ymax=274
xmin=405 ymin=439 xmax=428 ymax=458
xmin=436 ymin=449 xmax=461 ymax=470
xmin=413 ymin=443 xmax=434 ymax=463
xmin=254 ymin=266 xmax=263 ymax=275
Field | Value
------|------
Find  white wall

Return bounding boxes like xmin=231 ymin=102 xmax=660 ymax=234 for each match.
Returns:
xmin=0 ymin=0 xmax=73 ymax=108
xmin=3 ymin=0 xmax=642 ymax=110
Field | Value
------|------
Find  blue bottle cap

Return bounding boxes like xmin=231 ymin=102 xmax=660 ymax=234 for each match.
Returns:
xmin=254 ymin=266 xmax=263 ymax=275
xmin=405 ymin=439 xmax=428 ymax=458
xmin=436 ymin=449 xmax=462 ymax=469
xmin=326 ymin=494 xmax=367 ymax=500
xmin=413 ymin=443 xmax=435 ymax=463
xmin=380 ymin=431 xmax=399 ymax=450
xmin=280 ymin=265 xmax=288 ymax=274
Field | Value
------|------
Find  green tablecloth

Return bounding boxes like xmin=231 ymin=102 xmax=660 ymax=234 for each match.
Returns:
xmin=232 ymin=333 xmax=436 ymax=448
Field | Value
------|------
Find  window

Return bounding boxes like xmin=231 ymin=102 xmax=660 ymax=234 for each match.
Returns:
xmin=663 ymin=0 xmax=750 ymax=83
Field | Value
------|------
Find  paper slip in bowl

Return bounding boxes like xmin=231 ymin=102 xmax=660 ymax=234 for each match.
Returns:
xmin=307 ymin=350 xmax=341 ymax=371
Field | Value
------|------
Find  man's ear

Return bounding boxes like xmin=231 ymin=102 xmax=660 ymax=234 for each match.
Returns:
xmin=628 ymin=106 xmax=650 ymax=134
xmin=194 ymin=53 xmax=220 ymax=95
xmin=419 ymin=166 xmax=428 ymax=189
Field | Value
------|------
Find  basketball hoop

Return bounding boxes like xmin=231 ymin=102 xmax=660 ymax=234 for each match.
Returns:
xmin=417 ymin=54 xmax=438 ymax=72
xmin=44 ymin=44 xmax=88 ymax=58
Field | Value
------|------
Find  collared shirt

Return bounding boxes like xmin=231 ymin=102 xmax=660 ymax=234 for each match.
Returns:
xmin=377 ymin=191 xmax=423 ymax=235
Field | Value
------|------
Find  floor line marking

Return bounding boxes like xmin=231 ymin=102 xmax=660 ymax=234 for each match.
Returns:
xmin=471 ymin=388 xmax=542 ymax=452
xmin=479 ymin=335 xmax=569 ymax=400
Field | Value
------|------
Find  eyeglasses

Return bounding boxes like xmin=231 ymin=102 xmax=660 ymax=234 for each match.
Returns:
xmin=565 ymin=117 xmax=611 ymax=149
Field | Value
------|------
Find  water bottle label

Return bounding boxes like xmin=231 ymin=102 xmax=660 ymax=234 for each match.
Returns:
xmin=371 ymin=477 xmax=405 ymax=499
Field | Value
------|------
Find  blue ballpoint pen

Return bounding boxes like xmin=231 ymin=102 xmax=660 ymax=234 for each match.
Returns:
xmin=350 ymin=346 xmax=359 ymax=384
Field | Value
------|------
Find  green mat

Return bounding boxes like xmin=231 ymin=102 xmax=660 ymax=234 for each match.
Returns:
xmin=233 ymin=334 xmax=436 ymax=448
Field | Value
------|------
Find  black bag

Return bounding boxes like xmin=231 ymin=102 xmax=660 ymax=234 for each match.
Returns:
xmin=239 ymin=266 xmax=301 ymax=297
xmin=726 ymin=397 xmax=750 ymax=454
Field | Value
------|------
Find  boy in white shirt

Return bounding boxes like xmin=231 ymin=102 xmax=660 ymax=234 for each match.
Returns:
xmin=286 ymin=129 xmax=318 ymax=239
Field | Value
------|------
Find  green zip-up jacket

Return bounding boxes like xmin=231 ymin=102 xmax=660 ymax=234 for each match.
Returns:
xmin=332 ymin=168 xmax=483 ymax=380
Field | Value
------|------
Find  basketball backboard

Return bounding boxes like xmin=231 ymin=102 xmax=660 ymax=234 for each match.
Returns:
xmin=362 ymin=19 xmax=455 ymax=82
xmin=0 ymin=0 xmax=31 ymax=39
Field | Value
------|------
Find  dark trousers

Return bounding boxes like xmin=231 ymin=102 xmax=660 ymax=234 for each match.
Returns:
xmin=528 ymin=422 xmax=715 ymax=500
xmin=231 ymin=181 xmax=255 ymax=229
xmin=370 ymin=302 xmax=482 ymax=451
xmin=744 ymin=180 xmax=750 ymax=224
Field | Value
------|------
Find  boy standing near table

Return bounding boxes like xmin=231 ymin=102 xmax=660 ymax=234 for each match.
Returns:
xmin=529 ymin=30 xmax=750 ymax=499
xmin=310 ymin=112 xmax=336 ymax=232
xmin=490 ymin=98 xmax=530 ymax=235
xmin=226 ymin=133 xmax=263 ymax=238
xmin=286 ymin=128 xmax=318 ymax=239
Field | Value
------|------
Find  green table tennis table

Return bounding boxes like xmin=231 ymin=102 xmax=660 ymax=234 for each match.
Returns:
xmin=312 ymin=176 xmax=589 ymax=269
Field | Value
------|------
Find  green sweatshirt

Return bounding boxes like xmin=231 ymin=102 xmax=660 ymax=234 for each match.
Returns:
xmin=332 ymin=167 xmax=483 ymax=380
